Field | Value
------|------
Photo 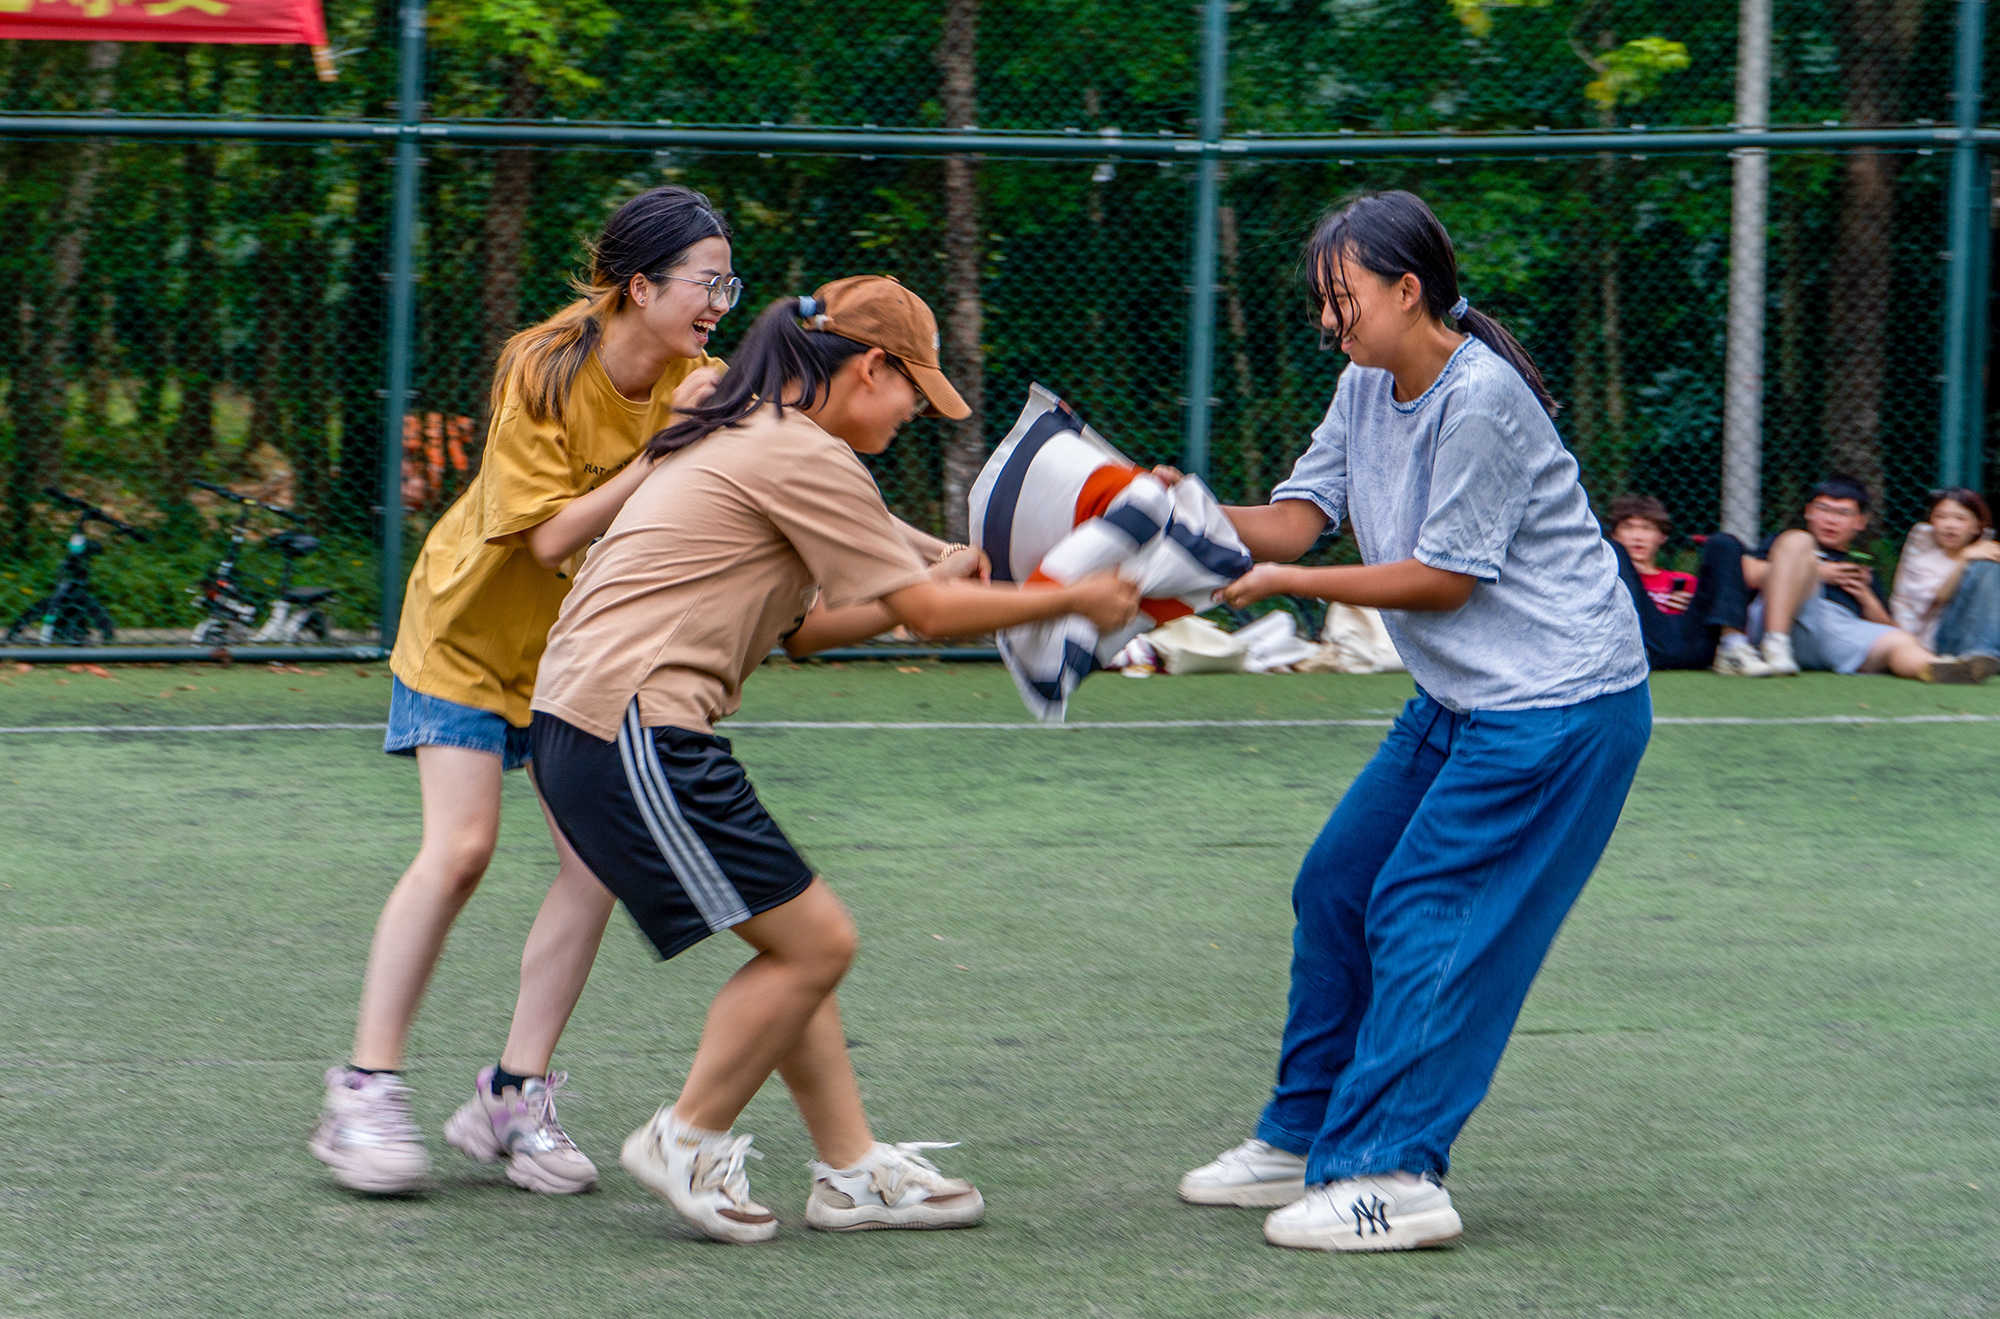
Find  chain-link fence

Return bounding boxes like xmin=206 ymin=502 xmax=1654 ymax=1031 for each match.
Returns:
xmin=0 ymin=0 xmax=1991 ymax=650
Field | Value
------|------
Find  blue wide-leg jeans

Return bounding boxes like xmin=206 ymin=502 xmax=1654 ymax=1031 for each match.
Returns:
xmin=1254 ymin=681 xmax=1652 ymax=1184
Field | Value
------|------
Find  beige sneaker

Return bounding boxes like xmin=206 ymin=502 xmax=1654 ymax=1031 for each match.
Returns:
xmin=620 ymin=1106 xmax=776 ymax=1244
xmin=805 ymin=1141 xmax=986 ymax=1232
xmin=443 ymin=1066 xmax=598 ymax=1194
xmin=1711 ymin=638 xmax=1773 ymax=677
xmin=309 ymin=1066 xmax=429 ymax=1195
xmin=1926 ymin=653 xmax=2000 ymax=684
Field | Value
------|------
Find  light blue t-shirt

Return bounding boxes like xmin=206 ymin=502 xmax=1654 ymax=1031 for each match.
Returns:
xmin=1271 ymin=336 xmax=1647 ymax=712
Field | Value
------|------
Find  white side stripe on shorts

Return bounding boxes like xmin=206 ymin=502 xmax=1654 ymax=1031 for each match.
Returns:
xmin=615 ymin=702 xmax=751 ymax=933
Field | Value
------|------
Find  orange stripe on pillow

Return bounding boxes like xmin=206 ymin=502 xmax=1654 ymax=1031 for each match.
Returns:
xmin=1073 ymin=463 xmax=1143 ymax=525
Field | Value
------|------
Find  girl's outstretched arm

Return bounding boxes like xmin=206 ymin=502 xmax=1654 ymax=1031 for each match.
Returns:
xmin=1223 ymin=559 xmax=1474 ymax=613
xmin=782 ymin=547 xmax=986 ymax=656
xmin=1151 ymin=465 xmax=1328 ymax=562
xmin=1221 ymin=500 xmax=1329 ymax=562
xmin=784 ymin=570 xmax=1139 ymax=658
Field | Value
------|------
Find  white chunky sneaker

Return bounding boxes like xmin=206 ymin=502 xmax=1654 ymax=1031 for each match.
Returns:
xmin=444 ymin=1066 xmax=598 ymax=1194
xmin=1263 ymin=1175 xmax=1462 ymax=1252
xmin=1711 ymin=638 xmax=1773 ymax=677
xmin=805 ymin=1141 xmax=986 ymax=1232
xmin=1759 ymin=631 xmax=1801 ymax=677
xmin=1179 ymin=1138 xmax=1308 ymax=1207
xmin=309 ymin=1066 xmax=430 ymax=1195
xmin=620 ymin=1106 xmax=777 ymax=1244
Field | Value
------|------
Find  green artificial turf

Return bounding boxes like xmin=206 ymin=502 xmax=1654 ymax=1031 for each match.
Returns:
xmin=2 ymin=662 xmax=1997 ymax=1317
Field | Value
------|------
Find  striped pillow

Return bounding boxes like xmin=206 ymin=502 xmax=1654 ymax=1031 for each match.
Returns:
xmin=969 ymin=384 xmax=1253 ymax=722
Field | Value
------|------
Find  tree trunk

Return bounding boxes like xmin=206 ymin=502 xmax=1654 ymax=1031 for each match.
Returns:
xmin=477 ymin=58 xmax=539 ymax=455
xmin=163 ymin=49 xmax=220 ymax=499
xmin=1217 ymin=197 xmax=1263 ymax=502
xmin=4 ymin=43 xmax=117 ymax=553
xmin=1820 ymin=0 xmax=1920 ymax=522
xmin=249 ymin=52 xmax=294 ymax=478
xmin=938 ymin=0 xmax=983 ymax=542
xmin=331 ymin=0 xmax=402 ymax=535
xmin=166 ymin=142 xmax=218 ymax=495
xmin=1594 ymin=105 xmax=1628 ymax=497
xmin=25 ymin=41 xmax=119 ymax=493
xmin=1776 ymin=167 xmax=1808 ymax=508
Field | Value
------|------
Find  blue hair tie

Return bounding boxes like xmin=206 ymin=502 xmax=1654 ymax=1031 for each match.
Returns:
xmin=797 ymin=294 xmax=821 ymax=320
xmin=1449 ymin=295 xmax=1470 ymax=320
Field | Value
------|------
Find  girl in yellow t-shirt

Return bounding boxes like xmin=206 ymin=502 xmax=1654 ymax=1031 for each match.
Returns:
xmin=311 ymin=186 xmax=736 ymax=1196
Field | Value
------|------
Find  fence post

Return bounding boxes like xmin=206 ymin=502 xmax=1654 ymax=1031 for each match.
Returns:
xmin=377 ymin=0 xmax=426 ymax=652
xmin=1181 ymin=0 xmax=1227 ymax=481
xmin=1720 ymin=0 xmax=1769 ymax=541
xmin=1940 ymin=0 xmax=1988 ymax=489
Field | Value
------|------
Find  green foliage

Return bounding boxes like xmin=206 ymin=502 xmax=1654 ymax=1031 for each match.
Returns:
xmin=432 ymin=0 xmax=619 ymax=96
xmin=1585 ymin=35 xmax=1692 ymax=108
xmin=1450 ymin=0 xmax=1552 ymax=40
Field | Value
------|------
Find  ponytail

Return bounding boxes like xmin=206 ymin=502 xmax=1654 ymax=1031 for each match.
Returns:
xmin=644 ymin=297 xmax=895 ymax=458
xmin=1304 ymin=190 xmax=1559 ymax=419
xmin=1454 ymin=306 xmax=1556 ymax=419
xmin=491 ymin=286 xmax=619 ymax=425
xmin=493 ymin=185 xmax=730 ymax=425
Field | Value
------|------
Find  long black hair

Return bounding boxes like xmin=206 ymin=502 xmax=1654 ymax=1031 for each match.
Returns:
xmin=496 ymin=185 xmax=731 ymax=424
xmin=645 ymin=296 xmax=902 ymax=458
xmin=1304 ymin=190 xmax=1558 ymax=418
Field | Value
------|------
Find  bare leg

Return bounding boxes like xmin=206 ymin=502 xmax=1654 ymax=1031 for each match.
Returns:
xmin=496 ymin=773 xmax=619 ymax=1077
xmin=1758 ymin=529 xmax=1821 ymax=636
xmin=352 ymin=746 xmax=503 ymax=1071
xmin=776 ymin=993 xmax=874 ymax=1169
xmin=669 ymin=879 xmax=859 ymax=1141
xmin=1863 ymin=630 xmax=1938 ymax=679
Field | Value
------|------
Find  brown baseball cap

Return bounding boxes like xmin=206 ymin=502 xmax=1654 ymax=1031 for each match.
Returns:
xmin=803 ymin=275 xmax=970 ymax=421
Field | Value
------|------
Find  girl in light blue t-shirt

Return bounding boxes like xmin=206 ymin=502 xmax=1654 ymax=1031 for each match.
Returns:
xmin=1175 ymin=190 xmax=1651 ymax=1253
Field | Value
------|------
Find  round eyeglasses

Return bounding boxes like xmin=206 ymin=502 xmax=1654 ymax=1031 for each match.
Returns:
xmin=660 ymin=273 xmax=745 ymax=310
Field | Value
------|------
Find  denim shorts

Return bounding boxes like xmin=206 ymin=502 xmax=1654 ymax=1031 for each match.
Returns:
xmin=383 ymin=676 xmax=533 ymax=770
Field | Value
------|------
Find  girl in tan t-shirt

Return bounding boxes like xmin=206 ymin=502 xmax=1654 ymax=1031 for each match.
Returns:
xmin=525 ymin=280 xmax=1139 ymax=1243
xmin=312 ymin=187 xmax=739 ymax=1196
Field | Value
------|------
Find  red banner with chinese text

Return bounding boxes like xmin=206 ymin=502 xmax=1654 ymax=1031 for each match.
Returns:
xmin=0 ymin=0 xmax=327 ymax=46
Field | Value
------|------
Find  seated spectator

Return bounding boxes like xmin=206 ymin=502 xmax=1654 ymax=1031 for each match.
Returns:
xmin=1743 ymin=476 xmax=1995 ymax=683
xmin=1605 ymin=494 xmax=1768 ymax=675
xmin=1890 ymin=488 xmax=2000 ymax=658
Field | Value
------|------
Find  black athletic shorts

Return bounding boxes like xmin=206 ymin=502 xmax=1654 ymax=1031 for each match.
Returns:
xmin=530 ymin=704 xmax=815 ymax=960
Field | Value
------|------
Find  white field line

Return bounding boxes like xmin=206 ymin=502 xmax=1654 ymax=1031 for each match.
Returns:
xmin=4 ymin=714 xmax=2000 ymax=735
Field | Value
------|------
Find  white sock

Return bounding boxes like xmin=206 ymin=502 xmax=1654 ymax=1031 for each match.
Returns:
xmin=664 ymin=1107 xmax=727 ymax=1141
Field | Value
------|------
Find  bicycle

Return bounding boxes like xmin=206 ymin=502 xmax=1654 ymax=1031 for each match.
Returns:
xmin=247 ymin=528 xmax=335 ymax=643
xmin=188 ymin=479 xmax=334 ymax=645
xmin=5 ymin=487 xmax=148 ymax=646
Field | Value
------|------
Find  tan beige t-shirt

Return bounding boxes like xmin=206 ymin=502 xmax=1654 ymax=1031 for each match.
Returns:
xmin=390 ymin=350 xmax=722 ymax=726
xmin=532 ymin=406 xmax=931 ymax=739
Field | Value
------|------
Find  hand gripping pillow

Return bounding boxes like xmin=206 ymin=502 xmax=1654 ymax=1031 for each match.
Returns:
xmin=968 ymin=384 xmax=1253 ymax=722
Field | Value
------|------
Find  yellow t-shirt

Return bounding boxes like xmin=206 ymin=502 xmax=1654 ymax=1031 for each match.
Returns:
xmin=390 ymin=349 xmax=723 ymax=726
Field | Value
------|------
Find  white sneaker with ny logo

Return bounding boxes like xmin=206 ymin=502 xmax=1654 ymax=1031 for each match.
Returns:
xmin=1262 ymin=1174 xmax=1462 ymax=1252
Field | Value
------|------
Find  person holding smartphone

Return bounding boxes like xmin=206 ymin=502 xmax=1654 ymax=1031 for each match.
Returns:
xmin=1604 ymin=493 xmax=1767 ymax=675
xmin=1741 ymin=477 xmax=1993 ymax=682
